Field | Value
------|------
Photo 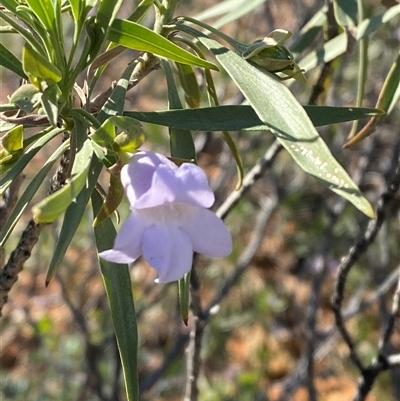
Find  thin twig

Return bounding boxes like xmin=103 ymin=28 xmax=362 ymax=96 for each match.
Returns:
xmin=207 ymin=195 xmax=278 ymax=316
xmin=0 ymin=135 xmax=71 ymax=316
xmin=0 ymin=174 xmax=24 ymax=267
xmin=0 ymin=220 xmax=45 ymax=316
xmin=332 ymin=141 xmax=400 ymax=399
xmin=216 ymin=140 xmax=282 ymax=220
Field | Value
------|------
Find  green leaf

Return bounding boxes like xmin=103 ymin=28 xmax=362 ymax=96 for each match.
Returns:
xmin=194 ymin=0 xmax=265 ymax=29
xmin=124 ymin=105 xmax=383 ymax=131
xmin=377 ymin=53 xmax=400 ymax=115
xmin=357 ymin=4 xmax=400 ymax=40
xmin=0 ymin=141 xmax=69 ymax=248
xmin=9 ymin=84 xmax=41 ymax=113
xmin=108 ymin=19 xmax=218 ymax=71
xmin=90 ymin=118 xmax=117 ymax=146
xmin=179 ymin=272 xmax=191 ymax=325
xmin=21 ymin=0 xmax=65 ymax=69
xmin=0 ymin=42 xmax=27 ymax=79
xmin=290 ymin=6 xmax=327 ymax=54
xmin=298 ymin=33 xmax=348 ymax=72
xmin=93 ymin=173 xmax=124 ymax=226
xmin=25 ymin=0 xmax=56 ymax=31
xmin=197 ymin=37 xmax=375 ymax=218
xmin=1 ymin=125 xmax=23 ymax=153
xmin=69 ymin=0 xmax=81 ymax=22
xmin=0 ymin=126 xmax=64 ymax=195
xmin=92 ymin=190 xmax=139 ymax=401
xmin=162 ymin=59 xmax=195 ymax=319
xmin=162 ymin=60 xmax=196 ymax=160
xmin=22 ymin=43 xmax=62 ymax=84
xmin=112 ymin=116 xmax=145 ymax=152
xmin=97 ymin=61 xmax=137 ymax=122
xmin=334 ymin=0 xmax=358 ymax=27
xmin=45 ymin=155 xmax=103 ymax=285
xmin=0 ymin=10 xmax=44 ymax=54
xmin=41 ymin=84 xmax=60 ymax=127
xmin=0 ymin=0 xmax=19 ymax=13
xmin=176 ymin=62 xmax=201 ymax=109
xmin=32 ymin=139 xmax=94 ymax=223
xmin=89 ymin=0 xmax=124 ymax=62
xmin=129 ymin=0 xmax=155 ymax=23
xmin=343 ymin=53 xmax=400 ymax=148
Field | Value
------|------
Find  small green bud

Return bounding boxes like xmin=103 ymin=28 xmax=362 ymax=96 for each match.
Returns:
xmin=242 ymin=29 xmax=306 ymax=83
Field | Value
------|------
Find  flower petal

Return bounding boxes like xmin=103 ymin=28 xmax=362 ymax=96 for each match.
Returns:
xmin=174 ymin=163 xmax=215 ymax=207
xmin=135 ymin=162 xmax=215 ymax=209
xmin=135 ymin=164 xmax=179 ymax=208
xmin=98 ymin=249 xmax=136 ymax=264
xmin=180 ymin=208 xmax=232 ymax=257
xmin=98 ymin=210 xmax=147 ymax=263
xmin=142 ymin=225 xmax=193 ymax=283
xmin=121 ymin=151 xmax=177 ymax=206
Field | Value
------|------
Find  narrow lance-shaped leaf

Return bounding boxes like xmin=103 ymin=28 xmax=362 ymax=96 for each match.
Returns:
xmin=357 ymin=5 xmax=400 ymax=40
xmin=93 ymin=173 xmax=124 ymax=226
xmin=32 ymin=138 xmax=94 ymax=223
xmin=344 ymin=53 xmax=400 ymax=148
xmin=92 ymin=190 xmax=139 ymax=401
xmin=0 ymin=42 xmax=28 ymax=79
xmin=333 ymin=0 xmax=358 ymax=27
xmin=298 ymin=33 xmax=348 ymax=72
xmin=124 ymin=105 xmax=384 ymax=132
xmin=162 ymin=59 xmax=195 ymax=324
xmin=162 ymin=59 xmax=196 ymax=160
xmin=88 ymin=0 xmax=124 ymax=62
xmin=197 ymin=36 xmax=375 ymax=218
xmin=0 ymin=141 xmax=69 ymax=248
xmin=25 ymin=0 xmax=56 ymax=32
xmin=194 ymin=0 xmax=265 ymax=29
xmin=46 ymin=158 xmax=104 ymax=285
xmin=22 ymin=42 xmax=62 ymax=85
xmin=41 ymin=84 xmax=61 ymax=127
xmin=108 ymin=19 xmax=218 ymax=71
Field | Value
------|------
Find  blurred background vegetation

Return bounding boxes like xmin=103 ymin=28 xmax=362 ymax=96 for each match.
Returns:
xmin=1 ymin=0 xmax=400 ymax=400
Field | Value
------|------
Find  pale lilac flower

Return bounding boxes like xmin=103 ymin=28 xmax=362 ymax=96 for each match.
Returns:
xmin=99 ymin=151 xmax=232 ymax=283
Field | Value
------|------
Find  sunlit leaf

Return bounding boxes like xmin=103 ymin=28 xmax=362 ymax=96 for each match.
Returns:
xmin=194 ymin=0 xmax=265 ymax=29
xmin=299 ymin=33 xmax=348 ymax=72
xmin=0 ymin=126 xmax=64 ymax=196
xmin=25 ymin=0 xmax=55 ymax=31
xmin=1 ymin=125 xmax=23 ymax=153
xmin=198 ymin=37 xmax=375 ymax=218
xmin=46 ymin=156 xmax=103 ymax=285
xmin=357 ymin=4 xmax=400 ymax=40
xmin=108 ymin=19 xmax=218 ymax=71
xmin=22 ymin=43 xmax=62 ymax=84
xmin=32 ymin=139 xmax=94 ymax=223
xmin=89 ymin=0 xmax=124 ymax=62
xmin=0 ymin=141 xmax=69 ymax=248
xmin=334 ymin=0 xmax=358 ymax=27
